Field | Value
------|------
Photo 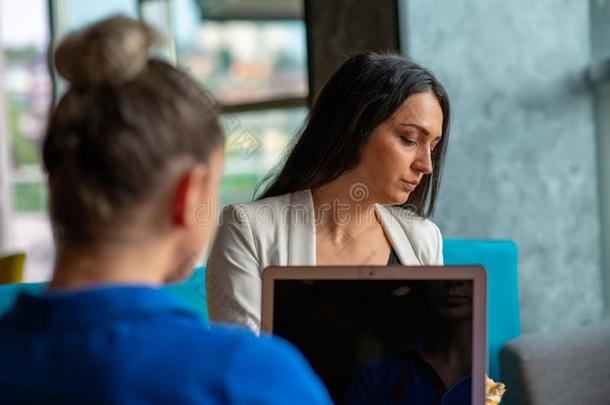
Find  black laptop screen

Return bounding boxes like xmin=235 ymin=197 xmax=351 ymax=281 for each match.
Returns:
xmin=273 ymin=279 xmax=474 ymax=404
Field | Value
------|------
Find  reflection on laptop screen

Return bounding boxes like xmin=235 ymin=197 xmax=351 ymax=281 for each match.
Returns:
xmin=273 ymin=279 xmax=473 ymax=405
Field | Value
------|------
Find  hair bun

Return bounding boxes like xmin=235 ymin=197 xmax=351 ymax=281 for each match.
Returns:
xmin=54 ymin=15 xmax=160 ymax=88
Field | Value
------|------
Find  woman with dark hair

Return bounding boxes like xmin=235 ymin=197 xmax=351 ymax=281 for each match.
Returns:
xmin=0 ymin=16 xmax=330 ymax=404
xmin=207 ymin=52 xmax=450 ymax=332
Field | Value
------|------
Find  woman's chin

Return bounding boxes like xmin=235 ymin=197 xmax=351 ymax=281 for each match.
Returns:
xmin=388 ymin=190 xmax=411 ymax=205
xmin=369 ymin=187 xmax=410 ymax=206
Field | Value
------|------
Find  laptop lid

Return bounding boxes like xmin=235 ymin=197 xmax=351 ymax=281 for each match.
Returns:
xmin=261 ymin=266 xmax=487 ymax=405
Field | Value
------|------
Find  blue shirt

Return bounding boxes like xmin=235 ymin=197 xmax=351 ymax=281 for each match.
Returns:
xmin=344 ymin=345 xmax=471 ymax=405
xmin=0 ymin=286 xmax=332 ymax=404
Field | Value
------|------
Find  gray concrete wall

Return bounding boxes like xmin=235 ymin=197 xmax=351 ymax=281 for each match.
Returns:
xmin=403 ymin=0 xmax=604 ymax=332
xmin=590 ymin=0 xmax=610 ymax=318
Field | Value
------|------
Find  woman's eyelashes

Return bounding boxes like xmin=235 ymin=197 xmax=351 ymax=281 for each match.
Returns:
xmin=400 ymin=136 xmax=433 ymax=151
xmin=399 ymin=131 xmax=440 ymax=152
xmin=400 ymin=136 xmax=417 ymax=147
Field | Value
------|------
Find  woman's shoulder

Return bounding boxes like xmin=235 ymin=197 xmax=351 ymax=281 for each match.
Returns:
xmin=219 ymin=189 xmax=311 ymax=227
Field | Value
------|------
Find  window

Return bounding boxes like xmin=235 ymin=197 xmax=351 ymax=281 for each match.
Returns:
xmin=141 ymin=0 xmax=309 ymax=204
xmin=0 ymin=0 xmax=309 ymax=281
xmin=176 ymin=20 xmax=308 ymax=105
xmin=0 ymin=0 xmax=53 ymax=282
xmin=221 ymin=107 xmax=307 ymax=204
xmin=0 ymin=0 xmax=140 ymax=281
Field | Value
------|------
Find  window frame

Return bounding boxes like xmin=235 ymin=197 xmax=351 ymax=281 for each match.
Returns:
xmin=136 ymin=0 xmax=310 ymax=114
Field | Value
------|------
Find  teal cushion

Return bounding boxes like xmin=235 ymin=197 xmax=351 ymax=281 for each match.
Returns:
xmin=443 ymin=239 xmax=521 ymax=380
xmin=166 ymin=266 xmax=207 ymax=323
xmin=0 ymin=282 xmax=45 ymax=316
xmin=0 ymin=267 xmax=208 ymax=323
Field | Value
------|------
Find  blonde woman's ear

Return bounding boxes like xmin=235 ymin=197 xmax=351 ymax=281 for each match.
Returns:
xmin=172 ymin=165 xmax=208 ymax=227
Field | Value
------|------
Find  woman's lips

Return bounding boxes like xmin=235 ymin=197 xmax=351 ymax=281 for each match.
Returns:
xmin=401 ymin=180 xmax=418 ymax=192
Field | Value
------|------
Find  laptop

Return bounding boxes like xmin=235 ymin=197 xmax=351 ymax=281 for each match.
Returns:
xmin=261 ymin=266 xmax=487 ymax=405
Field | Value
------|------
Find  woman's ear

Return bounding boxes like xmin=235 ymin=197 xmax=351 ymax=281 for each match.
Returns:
xmin=172 ymin=164 xmax=207 ymax=227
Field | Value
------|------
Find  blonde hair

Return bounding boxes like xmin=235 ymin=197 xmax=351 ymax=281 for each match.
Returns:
xmin=43 ymin=15 xmax=224 ymax=245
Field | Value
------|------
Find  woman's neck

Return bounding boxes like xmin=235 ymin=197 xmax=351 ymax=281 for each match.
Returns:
xmin=49 ymin=240 xmax=174 ymax=290
xmin=311 ymin=176 xmax=379 ymax=240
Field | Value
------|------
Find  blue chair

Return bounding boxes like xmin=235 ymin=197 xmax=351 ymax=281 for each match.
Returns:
xmin=444 ymin=239 xmax=521 ymax=380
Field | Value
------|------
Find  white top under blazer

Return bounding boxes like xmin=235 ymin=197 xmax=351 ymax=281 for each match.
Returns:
xmin=206 ymin=189 xmax=444 ymax=332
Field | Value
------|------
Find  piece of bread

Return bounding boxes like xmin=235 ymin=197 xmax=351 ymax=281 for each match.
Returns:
xmin=485 ymin=375 xmax=506 ymax=405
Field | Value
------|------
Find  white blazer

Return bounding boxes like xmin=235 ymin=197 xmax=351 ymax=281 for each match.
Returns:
xmin=206 ymin=189 xmax=443 ymax=332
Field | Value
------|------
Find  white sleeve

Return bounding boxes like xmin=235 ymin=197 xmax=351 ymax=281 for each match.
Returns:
xmin=206 ymin=204 xmax=262 ymax=333
xmin=432 ymin=220 xmax=444 ymax=265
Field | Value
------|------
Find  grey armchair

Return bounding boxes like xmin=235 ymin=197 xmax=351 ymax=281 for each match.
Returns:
xmin=500 ymin=321 xmax=610 ymax=405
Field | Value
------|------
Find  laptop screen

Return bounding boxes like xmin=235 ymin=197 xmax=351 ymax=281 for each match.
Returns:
xmin=272 ymin=279 xmax=474 ymax=404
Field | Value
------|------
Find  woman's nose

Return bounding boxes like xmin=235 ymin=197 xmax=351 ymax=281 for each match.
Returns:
xmin=414 ymin=148 xmax=433 ymax=174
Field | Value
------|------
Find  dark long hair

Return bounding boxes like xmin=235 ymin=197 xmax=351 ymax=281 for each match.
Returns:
xmin=256 ymin=52 xmax=450 ymax=218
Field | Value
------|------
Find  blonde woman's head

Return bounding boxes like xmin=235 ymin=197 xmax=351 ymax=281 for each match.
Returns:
xmin=44 ymin=15 xmax=224 ymax=282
